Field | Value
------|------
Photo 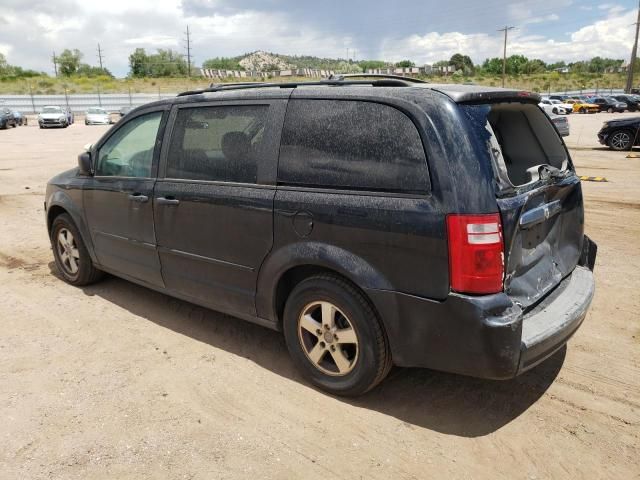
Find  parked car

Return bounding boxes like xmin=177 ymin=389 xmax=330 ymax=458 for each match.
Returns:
xmin=12 ymin=110 xmax=27 ymax=126
xmin=598 ymin=117 xmax=640 ymax=150
xmin=589 ymin=96 xmax=627 ymax=113
xmin=542 ymin=98 xmax=573 ymax=113
xmin=85 ymin=107 xmax=112 ymax=125
xmin=611 ymin=94 xmax=640 ymax=112
xmin=38 ymin=106 xmax=69 ymax=128
xmin=539 ymin=101 xmax=567 ymax=115
xmin=45 ymin=80 xmax=597 ymax=396
xmin=565 ymin=99 xmax=599 ymax=114
xmin=1 ymin=108 xmax=18 ymax=129
xmin=548 ymin=113 xmax=570 ymax=136
xmin=549 ymin=95 xmax=569 ymax=102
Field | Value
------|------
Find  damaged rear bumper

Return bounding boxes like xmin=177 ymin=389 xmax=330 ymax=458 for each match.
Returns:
xmin=366 ymin=235 xmax=597 ymax=379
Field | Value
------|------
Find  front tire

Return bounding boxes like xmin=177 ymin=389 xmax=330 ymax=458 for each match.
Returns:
xmin=607 ymin=130 xmax=633 ymax=151
xmin=50 ymin=213 xmax=103 ymax=286
xmin=283 ymin=274 xmax=391 ymax=396
xmin=607 ymin=107 xmax=614 ymax=113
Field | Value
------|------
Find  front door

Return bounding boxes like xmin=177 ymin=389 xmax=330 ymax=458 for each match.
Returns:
xmin=83 ymin=109 xmax=166 ymax=287
xmin=154 ymin=101 xmax=286 ymax=317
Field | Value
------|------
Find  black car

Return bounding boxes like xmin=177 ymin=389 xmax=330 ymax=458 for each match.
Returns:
xmin=45 ymin=78 xmax=597 ymax=396
xmin=589 ymin=96 xmax=627 ymax=113
xmin=598 ymin=117 xmax=640 ymax=150
xmin=1 ymin=107 xmax=18 ymax=129
xmin=612 ymin=94 xmax=639 ymax=112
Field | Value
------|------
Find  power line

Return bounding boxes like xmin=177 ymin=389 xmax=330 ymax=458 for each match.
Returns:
xmin=185 ymin=25 xmax=192 ymax=77
xmin=498 ymin=26 xmax=515 ymax=88
xmin=97 ymin=43 xmax=104 ymax=70
xmin=626 ymin=0 xmax=640 ymax=93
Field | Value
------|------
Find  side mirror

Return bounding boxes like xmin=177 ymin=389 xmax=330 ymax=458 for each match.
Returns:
xmin=78 ymin=151 xmax=93 ymax=176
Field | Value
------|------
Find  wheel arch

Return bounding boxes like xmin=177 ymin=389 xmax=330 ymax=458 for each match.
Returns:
xmin=256 ymin=242 xmax=394 ymax=329
xmin=47 ymin=191 xmax=98 ymax=264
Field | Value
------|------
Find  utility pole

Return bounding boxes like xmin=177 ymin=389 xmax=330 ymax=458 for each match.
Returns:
xmin=52 ymin=51 xmax=58 ymax=77
xmin=185 ymin=25 xmax=192 ymax=77
xmin=625 ymin=1 xmax=640 ymax=93
xmin=97 ymin=43 xmax=104 ymax=70
xmin=498 ymin=26 xmax=515 ymax=88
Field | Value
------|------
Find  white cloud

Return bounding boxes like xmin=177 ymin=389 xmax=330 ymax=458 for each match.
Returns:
xmin=124 ymin=36 xmax=179 ymax=47
xmin=383 ymin=6 xmax=636 ymax=65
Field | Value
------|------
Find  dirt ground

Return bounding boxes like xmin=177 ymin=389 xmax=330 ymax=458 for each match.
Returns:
xmin=0 ymin=113 xmax=638 ymax=480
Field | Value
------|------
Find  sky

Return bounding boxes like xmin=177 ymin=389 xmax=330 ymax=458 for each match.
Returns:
xmin=0 ymin=0 xmax=638 ymax=77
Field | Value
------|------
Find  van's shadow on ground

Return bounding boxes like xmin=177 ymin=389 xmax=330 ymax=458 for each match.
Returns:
xmin=57 ymin=265 xmax=565 ymax=438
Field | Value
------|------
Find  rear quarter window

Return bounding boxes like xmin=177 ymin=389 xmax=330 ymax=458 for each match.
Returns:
xmin=278 ymin=99 xmax=429 ymax=194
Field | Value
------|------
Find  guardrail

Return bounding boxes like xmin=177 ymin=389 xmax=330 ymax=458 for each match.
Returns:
xmin=0 ymin=93 xmax=177 ymax=114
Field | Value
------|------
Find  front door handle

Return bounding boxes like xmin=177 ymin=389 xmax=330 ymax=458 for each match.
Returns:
xmin=128 ymin=193 xmax=149 ymax=203
xmin=156 ymin=197 xmax=180 ymax=206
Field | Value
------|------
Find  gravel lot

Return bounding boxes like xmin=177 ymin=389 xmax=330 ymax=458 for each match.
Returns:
xmin=0 ymin=113 xmax=638 ymax=479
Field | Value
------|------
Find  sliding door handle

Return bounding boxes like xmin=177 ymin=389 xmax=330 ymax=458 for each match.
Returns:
xmin=128 ymin=194 xmax=149 ymax=203
xmin=156 ymin=197 xmax=180 ymax=206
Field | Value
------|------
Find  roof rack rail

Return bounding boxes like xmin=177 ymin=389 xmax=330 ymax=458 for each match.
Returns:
xmin=177 ymin=77 xmax=419 ymax=97
xmin=328 ymin=73 xmax=427 ymax=84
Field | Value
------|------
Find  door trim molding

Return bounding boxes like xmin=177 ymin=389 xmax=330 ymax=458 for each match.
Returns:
xmin=157 ymin=246 xmax=255 ymax=272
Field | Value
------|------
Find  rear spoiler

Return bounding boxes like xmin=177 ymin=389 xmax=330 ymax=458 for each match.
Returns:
xmin=431 ymin=88 xmax=542 ymax=105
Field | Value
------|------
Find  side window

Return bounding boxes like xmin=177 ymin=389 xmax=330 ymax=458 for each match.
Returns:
xmin=96 ymin=112 xmax=162 ymax=177
xmin=166 ymin=105 xmax=268 ymax=183
xmin=278 ymin=100 xmax=429 ymax=194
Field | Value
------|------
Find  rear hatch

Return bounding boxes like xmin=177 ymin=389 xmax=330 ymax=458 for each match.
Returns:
xmin=461 ymin=101 xmax=584 ymax=309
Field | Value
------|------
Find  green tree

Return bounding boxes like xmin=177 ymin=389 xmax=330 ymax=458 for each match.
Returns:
xmin=202 ymin=57 xmax=244 ymax=71
xmin=128 ymin=48 xmax=188 ymax=77
xmin=524 ymin=58 xmax=546 ymax=74
xmin=56 ymin=49 xmax=83 ymax=76
xmin=358 ymin=60 xmax=387 ymax=72
xmin=481 ymin=57 xmax=503 ymax=75
xmin=129 ymin=48 xmax=149 ymax=77
xmin=506 ymin=54 xmax=528 ymax=74
xmin=395 ymin=60 xmax=415 ymax=68
xmin=449 ymin=53 xmax=474 ymax=74
xmin=76 ymin=64 xmax=113 ymax=78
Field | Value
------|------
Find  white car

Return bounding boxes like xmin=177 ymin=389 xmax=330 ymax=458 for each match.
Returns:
xmin=38 ymin=106 xmax=68 ymax=128
xmin=540 ymin=98 xmax=572 ymax=114
xmin=85 ymin=107 xmax=112 ymax=125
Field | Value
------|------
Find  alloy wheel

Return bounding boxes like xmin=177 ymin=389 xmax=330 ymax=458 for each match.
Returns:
xmin=297 ymin=301 xmax=359 ymax=376
xmin=610 ymin=131 xmax=631 ymax=150
xmin=56 ymin=228 xmax=80 ymax=275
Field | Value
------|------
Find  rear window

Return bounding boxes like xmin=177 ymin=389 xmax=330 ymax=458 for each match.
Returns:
xmin=278 ymin=99 xmax=429 ymax=194
xmin=462 ymin=102 xmax=568 ymax=188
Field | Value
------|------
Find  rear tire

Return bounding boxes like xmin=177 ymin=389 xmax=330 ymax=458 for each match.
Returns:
xmin=50 ymin=213 xmax=103 ymax=286
xmin=607 ymin=129 xmax=634 ymax=151
xmin=283 ymin=274 xmax=392 ymax=396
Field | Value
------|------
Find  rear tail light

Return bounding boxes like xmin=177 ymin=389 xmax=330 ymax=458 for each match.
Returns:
xmin=446 ymin=214 xmax=504 ymax=294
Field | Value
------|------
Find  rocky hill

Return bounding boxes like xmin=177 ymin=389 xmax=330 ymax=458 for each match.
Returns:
xmin=238 ymin=51 xmax=294 ymax=71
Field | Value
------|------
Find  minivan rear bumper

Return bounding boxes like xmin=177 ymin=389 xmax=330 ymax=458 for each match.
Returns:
xmin=366 ymin=237 xmax=596 ymax=380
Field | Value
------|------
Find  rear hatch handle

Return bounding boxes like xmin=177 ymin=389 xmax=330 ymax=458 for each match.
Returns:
xmin=519 ymin=200 xmax=562 ymax=229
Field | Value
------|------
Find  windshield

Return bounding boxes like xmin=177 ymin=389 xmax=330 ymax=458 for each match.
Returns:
xmin=42 ymin=107 xmax=62 ymax=113
xmin=462 ymin=102 xmax=569 ymax=190
xmin=88 ymin=108 xmax=107 ymax=114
